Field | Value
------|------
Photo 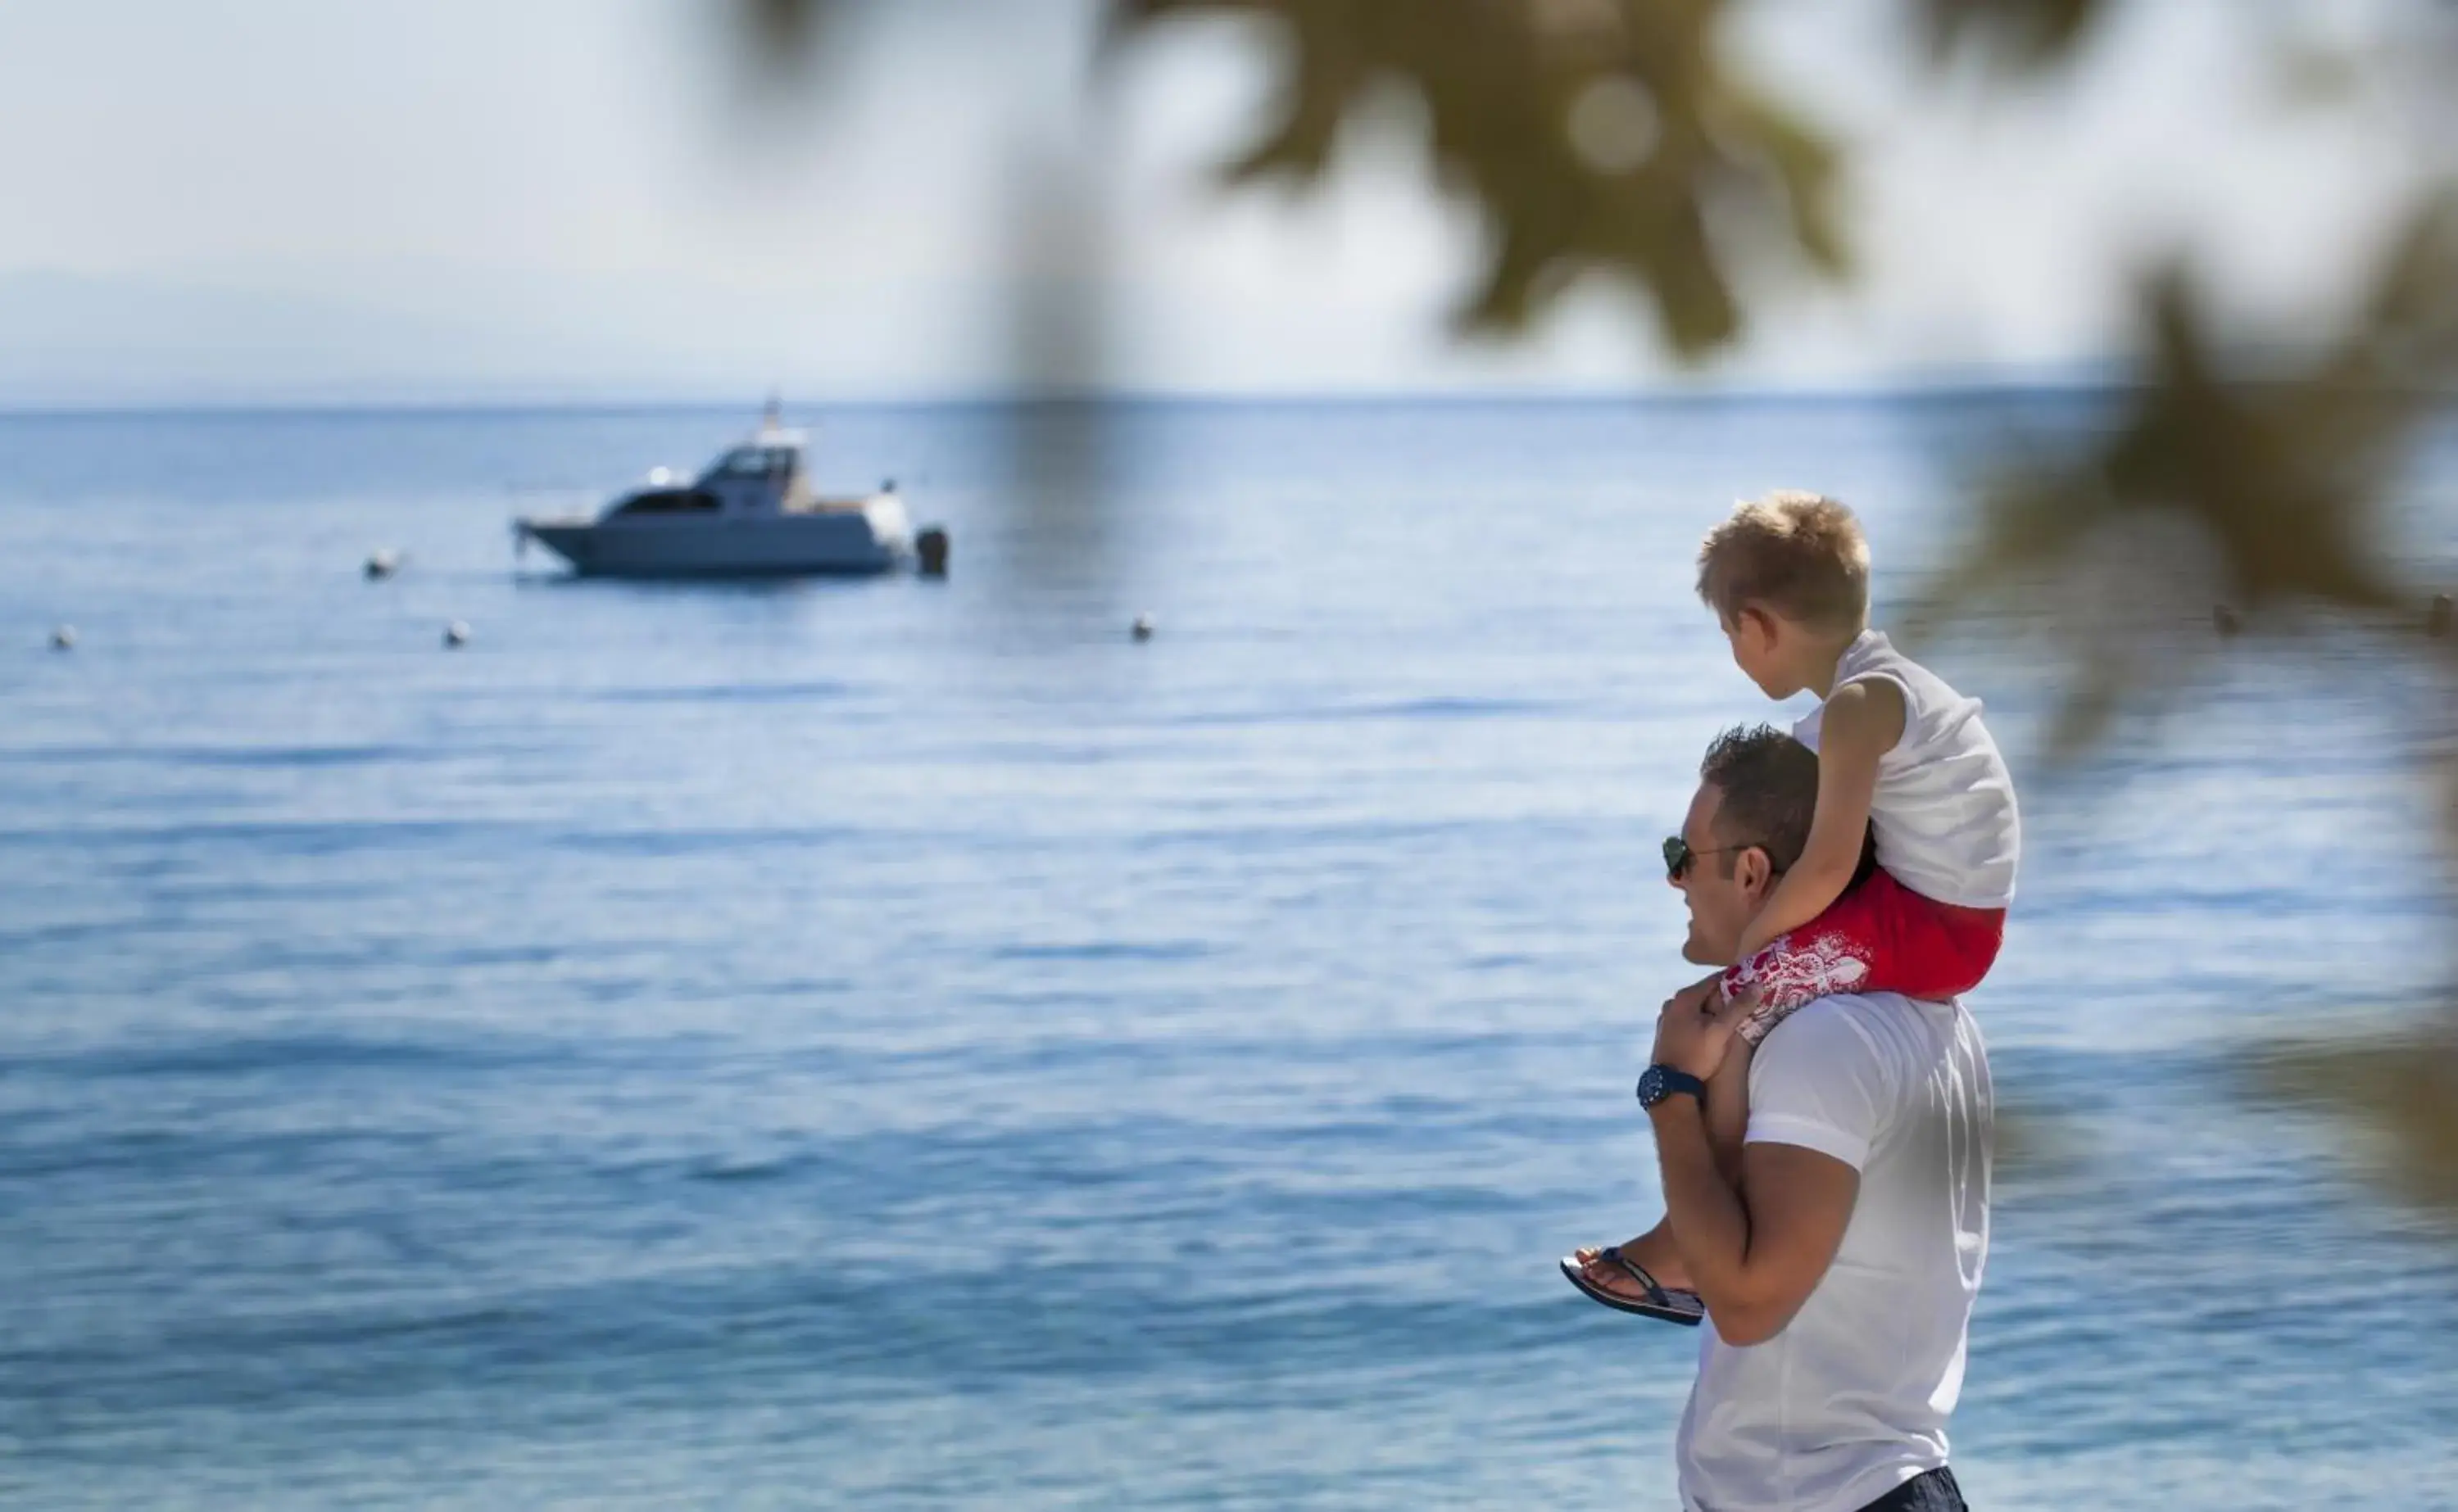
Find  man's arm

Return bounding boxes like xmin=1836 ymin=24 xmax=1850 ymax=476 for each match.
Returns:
xmin=1649 ymin=1095 xmax=1858 ymax=1347
xmin=1646 ymin=987 xmax=1872 ymax=1347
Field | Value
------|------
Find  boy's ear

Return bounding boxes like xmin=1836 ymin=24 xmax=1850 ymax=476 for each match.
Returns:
xmin=1737 ymin=604 xmax=1779 ymax=644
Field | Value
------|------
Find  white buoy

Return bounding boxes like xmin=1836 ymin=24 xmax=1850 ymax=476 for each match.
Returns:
xmin=49 ymin=624 xmax=76 ymax=651
xmin=443 ymin=621 xmax=470 ymax=649
xmin=1131 ymin=614 xmax=1154 ymax=643
xmin=364 ymin=549 xmax=400 ymax=581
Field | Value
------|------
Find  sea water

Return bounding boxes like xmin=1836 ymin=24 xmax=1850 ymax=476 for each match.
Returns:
xmin=2 ymin=399 xmax=2454 ymax=1510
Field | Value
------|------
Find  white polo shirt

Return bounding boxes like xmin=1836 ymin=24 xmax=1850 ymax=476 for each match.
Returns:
xmin=1674 ymin=992 xmax=1994 ymax=1512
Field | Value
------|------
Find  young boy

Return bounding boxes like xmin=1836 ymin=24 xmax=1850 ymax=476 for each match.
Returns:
xmin=1562 ymin=491 xmax=2020 ymax=1324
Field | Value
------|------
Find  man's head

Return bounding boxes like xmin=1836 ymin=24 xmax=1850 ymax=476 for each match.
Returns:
xmin=1671 ymin=723 xmax=1821 ymax=966
xmin=1696 ymin=491 xmax=1871 ymax=699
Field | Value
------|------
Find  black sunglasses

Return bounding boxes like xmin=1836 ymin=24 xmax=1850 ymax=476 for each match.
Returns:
xmin=1662 ymin=835 xmax=1762 ymax=882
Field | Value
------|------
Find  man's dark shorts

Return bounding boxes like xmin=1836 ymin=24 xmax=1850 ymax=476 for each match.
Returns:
xmin=1857 ymin=1466 xmax=1967 ymax=1512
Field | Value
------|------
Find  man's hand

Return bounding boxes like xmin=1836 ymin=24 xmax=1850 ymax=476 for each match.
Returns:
xmin=1652 ymin=971 xmax=1744 ymax=1082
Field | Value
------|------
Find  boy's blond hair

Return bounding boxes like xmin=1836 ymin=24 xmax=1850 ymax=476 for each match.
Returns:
xmin=1695 ymin=491 xmax=1870 ymax=634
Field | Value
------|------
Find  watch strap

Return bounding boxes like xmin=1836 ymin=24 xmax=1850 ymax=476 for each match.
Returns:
xmin=1638 ymin=1065 xmax=1708 ymax=1107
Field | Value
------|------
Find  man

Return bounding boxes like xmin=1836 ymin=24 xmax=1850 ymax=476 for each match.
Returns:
xmin=1639 ymin=724 xmax=1993 ymax=1512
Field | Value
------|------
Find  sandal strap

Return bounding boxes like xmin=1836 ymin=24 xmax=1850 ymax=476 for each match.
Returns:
xmin=1601 ymin=1247 xmax=1670 ymax=1306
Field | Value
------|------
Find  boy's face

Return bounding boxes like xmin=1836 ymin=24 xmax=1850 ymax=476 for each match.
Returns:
xmin=1721 ymin=606 xmax=1800 ymax=699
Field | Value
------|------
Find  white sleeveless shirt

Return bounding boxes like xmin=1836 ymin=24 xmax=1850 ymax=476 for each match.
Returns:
xmin=1791 ymin=629 xmax=2020 ymax=910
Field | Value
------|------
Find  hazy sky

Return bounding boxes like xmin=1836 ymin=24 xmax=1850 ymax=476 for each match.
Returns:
xmin=0 ymin=0 xmax=2431 ymax=403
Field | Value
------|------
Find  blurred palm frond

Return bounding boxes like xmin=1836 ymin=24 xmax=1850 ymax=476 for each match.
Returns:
xmin=1916 ymin=188 xmax=2458 ymax=755
xmin=1113 ymin=0 xmax=1846 ymax=355
xmin=1914 ymin=0 xmax=2113 ymax=70
xmin=2252 ymin=1034 xmax=2458 ymax=1215
xmin=731 ymin=0 xmax=843 ymax=72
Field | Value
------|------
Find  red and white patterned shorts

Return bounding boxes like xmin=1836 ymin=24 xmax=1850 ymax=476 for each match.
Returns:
xmin=1721 ymin=867 xmax=2005 ymax=1046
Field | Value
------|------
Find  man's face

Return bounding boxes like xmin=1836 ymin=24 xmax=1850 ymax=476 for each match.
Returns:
xmin=1671 ymin=781 xmax=1768 ymax=966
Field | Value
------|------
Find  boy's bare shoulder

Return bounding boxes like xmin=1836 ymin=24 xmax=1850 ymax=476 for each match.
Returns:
xmin=1824 ymin=677 xmax=1903 ymax=714
xmin=1820 ymin=677 xmax=1907 ymax=746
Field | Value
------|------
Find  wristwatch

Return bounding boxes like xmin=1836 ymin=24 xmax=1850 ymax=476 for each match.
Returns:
xmin=1635 ymin=1064 xmax=1708 ymax=1110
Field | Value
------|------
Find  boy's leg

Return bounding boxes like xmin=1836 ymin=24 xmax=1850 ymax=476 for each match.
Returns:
xmin=1562 ymin=982 xmax=1763 ymax=1311
xmin=1573 ymin=1216 xmax=1691 ymax=1294
xmin=1571 ymin=1040 xmax=1752 ymax=1298
xmin=1703 ymin=1027 xmax=1755 ymax=1186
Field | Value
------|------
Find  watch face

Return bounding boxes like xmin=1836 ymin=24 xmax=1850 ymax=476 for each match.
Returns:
xmin=1636 ymin=1066 xmax=1665 ymax=1106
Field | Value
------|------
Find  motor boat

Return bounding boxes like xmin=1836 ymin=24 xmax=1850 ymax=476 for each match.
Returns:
xmin=515 ymin=414 xmax=911 ymax=577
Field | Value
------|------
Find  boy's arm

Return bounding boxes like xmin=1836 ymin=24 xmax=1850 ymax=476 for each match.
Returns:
xmin=1731 ymin=679 xmax=1904 ymax=961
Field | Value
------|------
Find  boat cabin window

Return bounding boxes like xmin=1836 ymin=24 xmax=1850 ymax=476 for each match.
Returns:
xmin=709 ymin=447 xmax=793 ymax=479
xmin=616 ymin=489 xmax=719 ymax=515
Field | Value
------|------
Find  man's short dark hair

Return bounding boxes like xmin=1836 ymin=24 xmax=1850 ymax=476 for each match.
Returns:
xmin=1698 ymin=723 xmax=1821 ymax=876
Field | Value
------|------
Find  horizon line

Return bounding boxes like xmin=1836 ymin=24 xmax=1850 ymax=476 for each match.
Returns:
xmin=0 ymin=373 xmax=2164 ymax=422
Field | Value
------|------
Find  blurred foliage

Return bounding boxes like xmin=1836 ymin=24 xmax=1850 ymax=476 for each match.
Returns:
xmin=2254 ymin=1037 xmax=2458 ymax=1214
xmin=731 ymin=0 xmax=845 ymax=88
xmin=1919 ymin=192 xmax=2458 ymax=755
xmin=1113 ymin=0 xmax=1844 ymax=351
xmin=1915 ymin=0 xmax=2108 ymax=68
xmin=738 ymin=0 xmax=833 ymax=57
xmin=723 ymin=0 xmax=2458 ymax=1210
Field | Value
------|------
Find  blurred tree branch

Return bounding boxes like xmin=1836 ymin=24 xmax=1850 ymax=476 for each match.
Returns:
xmin=1113 ymin=0 xmax=1845 ymax=352
xmin=1915 ymin=0 xmax=2110 ymax=68
xmin=1916 ymin=188 xmax=2458 ymax=754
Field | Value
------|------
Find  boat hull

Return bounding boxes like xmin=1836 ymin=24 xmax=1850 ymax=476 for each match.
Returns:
xmin=519 ymin=509 xmax=908 ymax=579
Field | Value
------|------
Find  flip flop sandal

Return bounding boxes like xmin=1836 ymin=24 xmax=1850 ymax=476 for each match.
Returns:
xmin=1558 ymin=1246 xmax=1705 ymax=1326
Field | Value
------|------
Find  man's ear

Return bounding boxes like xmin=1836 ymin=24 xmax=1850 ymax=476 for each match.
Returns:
xmin=1736 ymin=847 xmax=1775 ymax=897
